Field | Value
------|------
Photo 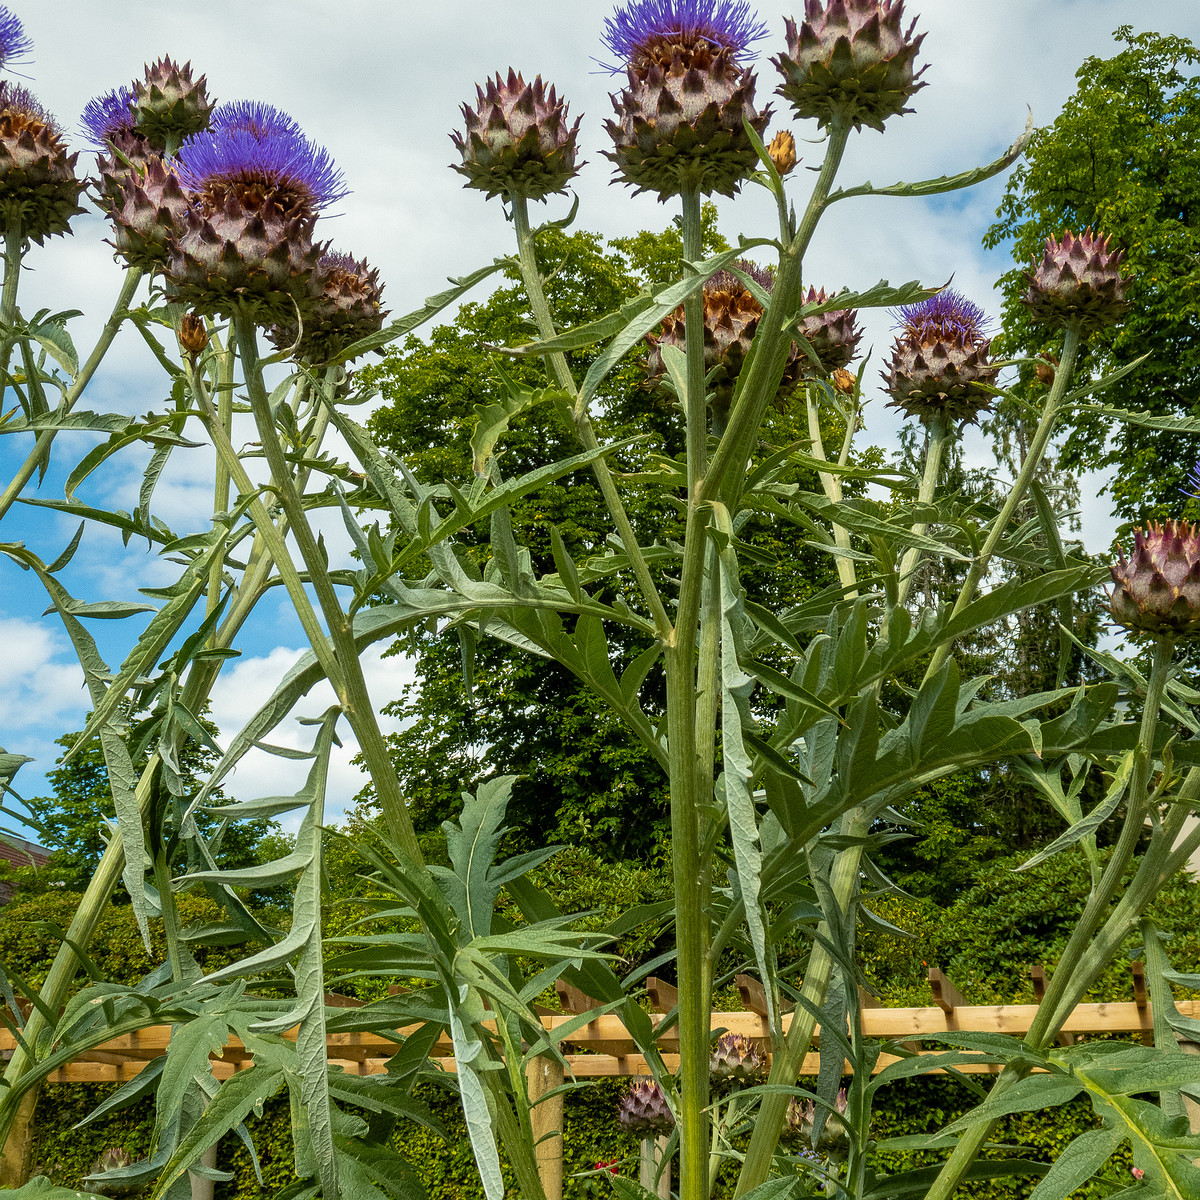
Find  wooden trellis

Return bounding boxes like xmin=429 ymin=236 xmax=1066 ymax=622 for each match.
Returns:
xmin=2 ymin=966 xmax=1196 ymax=1200
xmin=3 ymin=966 xmax=1195 ymax=1084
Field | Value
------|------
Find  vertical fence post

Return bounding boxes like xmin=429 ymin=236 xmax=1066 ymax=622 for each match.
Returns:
xmin=527 ymin=1055 xmax=565 ymax=1200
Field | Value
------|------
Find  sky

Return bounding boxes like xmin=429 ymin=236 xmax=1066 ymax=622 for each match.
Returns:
xmin=2 ymin=0 xmax=1199 ymax=834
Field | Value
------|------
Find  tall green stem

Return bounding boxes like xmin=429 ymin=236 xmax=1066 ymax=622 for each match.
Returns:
xmin=233 ymin=311 xmax=423 ymax=865
xmin=204 ymin=324 xmax=235 ymax=624
xmin=736 ymin=813 xmax=867 ymax=1194
xmin=0 ymin=227 xmax=24 ymax=413
xmin=667 ymin=187 xmax=713 ymax=1200
xmin=805 ymin=384 xmax=858 ymax=595
xmin=508 ymin=193 xmax=671 ymax=639
xmin=705 ymin=120 xmax=850 ymax=511
xmin=895 ymin=415 xmax=948 ymax=611
xmin=922 ymin=635 xmax=1174 ymax=1200
xmin=924 ymin=325 xmax=1081 ymax=680
xmin=0 ymin=267 xmax=144 ymax=523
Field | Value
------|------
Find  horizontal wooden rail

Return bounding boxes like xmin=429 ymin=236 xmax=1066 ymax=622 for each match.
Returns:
xmin=5 ymin=1000 xmax=1197 ymax=1084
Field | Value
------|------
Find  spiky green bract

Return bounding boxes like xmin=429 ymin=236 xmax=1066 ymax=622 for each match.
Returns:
xmin=268 ymin=250 xmax=386 ymax=363
xmin=108 ymin=156 xmax=191 ymax=270
xmin=132 ymin=56 xmax=214 ymax=148
xmin=166 ymin=195 xmax=322 ymax=320
xmin=797 ymin=284 xmax=862 ymax=375
xmin=601 ymin=0 xmax=768 ymax=72
xmin=883 ymin=287 xmax=997 ymax=425
xmin=0 ymin=82 xmax=86 ymax=243
xmin=1022 ymin=228 xmax=1126 ymax=332
xmin=617 ymin=1079 xmax=675 ymax=1134
xmin=451 ymin=70 xmax=581 ymax=201
xmin=604 ymin=51 xmax=768 ymax=198
xmin=1109 ymin=519 xmax=1200 ymax=638
xmin=773 ymin=0 xmax=926 ymax=131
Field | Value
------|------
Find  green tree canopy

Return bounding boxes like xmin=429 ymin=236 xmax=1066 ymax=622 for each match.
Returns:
xmin=361 ymin=207 xmax=840 ymax=859
xmin=986 ymin=26 xmax=1200 ymax=524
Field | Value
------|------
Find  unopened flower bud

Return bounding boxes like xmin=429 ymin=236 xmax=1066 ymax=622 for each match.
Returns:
xmin=1022 ymin=229 xmax=1125 ymax=332
xmin=709 ymin=1032 xmax=768 ymax=1092
xmin=767 ymin=129 xmax=797 ymax=174
xmin=1110 ymin=520 xmax=1200 ymax=639
xmin=133 ymin=57 xmax=214 ymax=149
xmin=798 ymin=286 xmax=863 ymax=377
xmin=830 ymin=366 xmax=855 ymax=394
xmin=178 ymin=312 xmax=208 ymax=357
xmin=452 ymin=70 xmax=581 ymax=201
xmin=616 ymin=1078 xmax=674 ymax=1135
xmin=774 ymin=0 xmax=927 ymax=131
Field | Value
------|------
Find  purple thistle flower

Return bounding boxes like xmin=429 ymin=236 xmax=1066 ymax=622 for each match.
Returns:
xmin=210 ymin=99 xmax=304 ymax=140
xmin=80 ymin=88 xmax=137 ymax=152
xmin=602 ymin=0 xmax=768 ymax=71
xmin=896 ymin=289 xmax=990 ymax=344
xmin=175 ymin=103 xmax=347 ymax=217
xmin=0 ymin=6 xmax=32 ymax=73
xmin=0 ymin=80 xmax=55 ymax=129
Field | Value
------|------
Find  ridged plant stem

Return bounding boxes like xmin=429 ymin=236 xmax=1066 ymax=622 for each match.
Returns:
xmin=895 ymin=414 xmax=948 ymax=611
xmin=204 ymin=324 xmax=235 ymax=625
xmin=508 ymin=192 xmax=671 ymax=639
xmin=0 ymin=226 xmax=24 ymax=416
xmin=736 ymin=812 xmax=867 ymax=1195
xmin=805 ymin=384 xmax=858 ymax=595
xmin=0 ymin=338 xmax=313 ymax=1147
xmin=705 ymin=120 xmax=849 ymax=511
xmin=233 ymin=310 xmax=423 ymax=866
xmin=0 ymin=267 xmax=144 ymax=523
xmin=921 ymin=635 xmax=1175 ymax=1200
xmin=924 ymin=324 xmax=1081 ymax=681
xmin=668 ymin=187 xmax=713 ymax=1200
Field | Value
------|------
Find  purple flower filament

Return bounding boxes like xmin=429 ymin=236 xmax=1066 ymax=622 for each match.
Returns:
xmin=1182 ymin=459 xmax=1200 ymax=500
xmin=602 ymin=0 xmax=768 ymax=70
xmin=210 ymin=99 xmax=305 ymax=140
xmin=0 ymin=6 xmax=32 ymax=74
xmin=897 ymin=289 xmax=989 ymax=344
xmin=80 ymin=87 xmax=137 ymax=152
xmin=176 ymin=102 xmax=347 ymax=218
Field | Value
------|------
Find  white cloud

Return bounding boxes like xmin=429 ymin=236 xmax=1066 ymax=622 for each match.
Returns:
xmin=206 ymin=642 xmax=417 ymax=829
xmin=4 ymin=0 xmax=1195 ymax=801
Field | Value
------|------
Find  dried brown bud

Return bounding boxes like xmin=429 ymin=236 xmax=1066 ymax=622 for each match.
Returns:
xmin=1034 ymin=354 xmax=1057 ymax=387
xmin=767 ymin=129 xmax=797 ymax=175
xmin=178 ymin=312 xmax=208 ymax=357
xmin=831 ymin=367 xmax=855 ymax=394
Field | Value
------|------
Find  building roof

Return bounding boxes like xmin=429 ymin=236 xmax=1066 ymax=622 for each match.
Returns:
xmin=0 ymin=834 xmax=50 ymax=870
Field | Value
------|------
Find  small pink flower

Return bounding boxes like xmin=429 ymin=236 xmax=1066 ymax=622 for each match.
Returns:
xmin=1131 ymin=1167 xmax=1145 ymax=1180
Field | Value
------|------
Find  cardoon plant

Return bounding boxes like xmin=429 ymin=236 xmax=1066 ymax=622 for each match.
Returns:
xmin=3 ymin=5 xmax=1200 ymax=1200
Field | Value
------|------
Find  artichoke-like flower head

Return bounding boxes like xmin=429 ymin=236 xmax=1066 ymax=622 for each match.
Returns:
xmin=602 ymin=0 xmax=771 ymax=198
xmin=0 ymin=82 xmax=86 ymax=243
xmin=883 ymin=288 xmax=997 ymax=426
